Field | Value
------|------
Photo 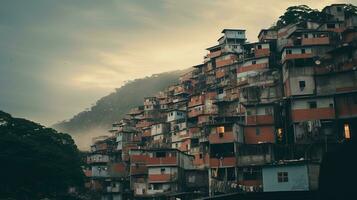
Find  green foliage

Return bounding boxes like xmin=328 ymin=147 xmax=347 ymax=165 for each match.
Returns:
xmin=53 ymin=70 xmax=183 ymax=134
xmin=275 ymin=5 xmax=331 ymax=29
xmin=0 ymin=111 xmax=84 ymax=199
xmin=344 ymin=4 xmax=357 ymax=17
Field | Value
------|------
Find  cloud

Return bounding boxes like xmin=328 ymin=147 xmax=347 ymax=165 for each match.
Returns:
xmin=0 ymin=0 xmax=353 ymax=126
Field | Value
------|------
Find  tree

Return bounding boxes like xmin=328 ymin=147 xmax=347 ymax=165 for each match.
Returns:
xmin=344 ymin=4 xmax=357 ymax=17
xmin=275 ymin=5 xmax=331 ymax=29
xmin=0 ymin=111 xmax=84 ymax=199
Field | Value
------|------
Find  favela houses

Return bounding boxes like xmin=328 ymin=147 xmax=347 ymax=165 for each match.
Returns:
xmin=0 ymin=2 xmax=357 ymax=200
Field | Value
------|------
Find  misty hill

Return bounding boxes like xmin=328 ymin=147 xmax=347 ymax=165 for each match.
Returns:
xmin=52 ymin=70 xmax=185 ymax=146
xmin=0 ymin=110 xmax=83 ymax=199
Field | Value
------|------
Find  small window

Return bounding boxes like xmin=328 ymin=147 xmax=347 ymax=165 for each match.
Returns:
xmin=156 ymin=152 xmax=166 ymax=158
xmin=252 ymin=60 xmax=257 ymax=65
xmin=303 ymin=34 xmax=308 ymax=38
xmin=337 ymin=7 xmax=342 ymax=12
xmin=301 ymin=49 xmax=306 ymax=54
xmin=160 ymin=168 xmax=166 ymax=174
xmin=329 ymin=103 xmax=334 ymax=108
xmin=278 ymin=172 xmax=289 ymax=182
xmin=256 ymin=128 xmax=260 ymax=135
xmin=308 ymin=101 xmax=317 ymax=109
xmin=286 ymin=49 xmax=292 ymax=54
xmin=257 ymin=45 xmax=262 ymax=49
xmin=199 ymin=154 xmax=203 ymax=159
xmin=299 ymin=80 xmax=306 ymax=90
xmin=327 ymin=23 xmax=336 ymax=29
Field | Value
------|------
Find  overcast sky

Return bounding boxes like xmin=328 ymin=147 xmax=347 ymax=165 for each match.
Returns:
xmin=0 ymin=0 xmax=352 ymax=126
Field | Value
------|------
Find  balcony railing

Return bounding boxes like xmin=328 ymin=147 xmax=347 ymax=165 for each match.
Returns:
xmin=146 ymin=157 xmax=177 ymax=166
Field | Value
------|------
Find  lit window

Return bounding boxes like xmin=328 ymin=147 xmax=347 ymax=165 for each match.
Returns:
xmin=217 ymin=126 xmax=225 ymax=134
xmin=278 ymin=172 xmax=289 ymax=182
xmin=344 ymin=124 xmax=351 ymax=140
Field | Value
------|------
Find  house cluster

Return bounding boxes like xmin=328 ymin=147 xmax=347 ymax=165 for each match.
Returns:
xmin=83 ymin=4 xmax=356 ymax=200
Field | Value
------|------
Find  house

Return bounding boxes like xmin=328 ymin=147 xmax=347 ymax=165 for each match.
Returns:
xmin=262 ymin=161 xmax=319 ymax=192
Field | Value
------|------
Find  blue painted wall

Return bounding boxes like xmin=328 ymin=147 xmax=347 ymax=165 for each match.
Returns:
xmin=262 ymin=164 xmax=309 ymax=192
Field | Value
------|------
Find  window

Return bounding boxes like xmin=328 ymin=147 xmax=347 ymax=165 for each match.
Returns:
xmin=303 ymin=34 xmax=308 ymax=38
xmin=217 ymin=126 xmax=225 ymax=134
xmin=286 ymin=49 xmax=292 ymax=54
xmin=257 ymin=45 xmax=262 ymax=49
xmin=278 ymin=172 xmax=289 ymax=182
xmin=301 ymin=49 xmax=306 ymax=54
xmin=329 ymin=103 xmax=334 ymax=108
xmin=299 ymin=80 xmax=306 ymax=91
xmin=265 ymin=107 xmax=273 ymax=115
xmin=160 ymin=168 xmax=166 ymax=174
xmin=156 ymin=152 xmax=166 ymax=158
xmin=252 ymin=60 xmax=257 ymax=65
xmin=344 ymin=124 xmax=351 ymax=140
xmin=327 ymin=23 xmax=336 ymax=29
xmin=256 ymin=128 xmax=260 ymax=135
xmin=199 ymin=154 xmax=203 ymax=159
xmin=337 ymin=7 xmax=342 ymax=12
xmin=308 ymin=101 xmax=317 ymax=109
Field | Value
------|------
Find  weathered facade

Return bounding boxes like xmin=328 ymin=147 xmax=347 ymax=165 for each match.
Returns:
xmin=84 ymin=4 xmax=356 ymax=199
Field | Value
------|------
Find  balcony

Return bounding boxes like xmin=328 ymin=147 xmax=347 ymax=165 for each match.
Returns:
xmin=208 ymin=50 xmax=222 ymax=58
xmin=291 ymin=108 xmax=335 ymax=122
xmin=210 ymin=157 xmax=236 ymax=167
xmin=237 ymin=154 xmax=272 ymax=166
xmin=314 ymin=60 xmax=357 ymax=75
xmin=208 ymin=131 xmax=236 ymax=144
xmin=136 ymin=121 xmax=153 ymax=129
xmin=130 ymin=154 xmax=148 ymax=163
xmin=246 ymin=115 xmax=274 ymax=125
xmin=244 ymin=126 xmax=275 ymax=144
xmin=255 ymin=48 xmax=270 ymax=58
xmin=87 ymin=155 xmax=110 ymax=164
xmin=216 ymin=56 xmax=236 ymax=68
xmin=188 ymin=96 xmax=205 ymax=108
xmin=282 ymin=53 xmax=313 ymax=63
xmin=188 ymin=108 xmax=204 ymax=118
xmin=146 ymin=157 xmax=177 ymax=166
xmin=238 ymin=63 xmax=268 ymax=73
xmin=302 ymin=37 xmax=329 ymax=45
xmin=130 ymin=165 xmax=148 ymax=175
xmin=148 ymin=173 xmax=178 ymax=183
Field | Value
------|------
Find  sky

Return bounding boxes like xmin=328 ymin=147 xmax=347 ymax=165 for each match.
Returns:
xmin=0 ymin=0 xmax=353 ymax=126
